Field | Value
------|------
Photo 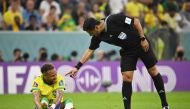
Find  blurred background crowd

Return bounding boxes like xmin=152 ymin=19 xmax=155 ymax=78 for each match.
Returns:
xmin=0 ymin=0 xmax=190 ymax=32
xmin=0 ymin=0 xmax=189 ymax=62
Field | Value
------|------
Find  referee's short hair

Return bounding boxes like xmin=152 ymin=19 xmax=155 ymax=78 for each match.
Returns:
xmin=83 ymin=18 xmax=101 ymax=31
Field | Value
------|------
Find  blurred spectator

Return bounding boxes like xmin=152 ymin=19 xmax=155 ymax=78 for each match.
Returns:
xmin=155 ymin=2 xmax=165 ymax=22
xmin=0 ymin=50 xmax=4 ymax=62
xmin=38 ymin=23 xmax=48 ymax=31
xmin=163 ymin=0 xmax=179 ymax=12
xmin=88 ymin=3 xmax=105 ymax=20
xmin=125 ymin=0 xmax=144 ymax=18
xmin=0 ymin=0 xmax=9 ymax=14
xmin=68 ymin=50 xmax=78 ymax=61
xmin=3 ymin=0 xmax=24 ymax=30
xmin=40 ymin=0 xmax=61 ymax=16
xmin=174 ymin=46 xmax=186 ymax=61
xmin=22 ymin=52 xmax=29 ymax=62
xmin=59 ymin=0 xmax=74 ymax=15
xmin=25 ymin=15 xmax=39 ymax=31
xmin=148 ymin=21 xmax=179 ymax=60
xmin=51 ymin=53 xmax=63 ymax=61
xmin=72 ymin=1 xmax=88 ymax=25
xmin=104 ymin=50 xmax=117 ymax=61
xmin=180 ymin=1 xmax=190 ymax=32
xmin=76 ymin=15 xmax=85 ymax=31
xmin=109 ymin=0 xmax=127 ymax=14
xmin=8 ymin=0 xmax=24 ymax=13
xmin=97 ymin=0 xmax=110 ymax=16
xmin=57 ymin=6 xmax=76 ymax=31
xmin=8 ymin=15 xmax=25 ymax=32
xmin=163 ymin=4 xmax=183 ymax=32
xmin=144 ymin=4 xmax=159 ymax=33
xmin=36 ymin=47 xmax=48 ymax=62
xmin=42 ymin=5 xmax=59 ymax=31
xmin=13 ymin=48 xmax=23 ymax=62
xmin=51 ymin=53 xmax=59 ymax=61
xmin=80 ymin=0 xmax=92 ymax=11
xmin=96 ymin=50 xmax=105 ymax=61
xmin=22 ymin=0 xmax=41 ymax=25
xmin=33 ymin=0 xmax=43 ymax=10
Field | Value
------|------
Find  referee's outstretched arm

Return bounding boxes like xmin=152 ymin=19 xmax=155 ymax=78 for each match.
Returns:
xmin=65 ymin=49 xmax=94 ymax=78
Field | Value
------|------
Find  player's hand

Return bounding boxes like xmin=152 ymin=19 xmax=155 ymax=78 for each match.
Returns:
xmin=65 ymin=67 xmax=78 ymax=78
xmin=141 ymin=38 xmax=149 ymax=52
xmin=41 ymin=102 xmax=48 ymax=109
xmin=47 ymin=107 xmax=53 ymax=109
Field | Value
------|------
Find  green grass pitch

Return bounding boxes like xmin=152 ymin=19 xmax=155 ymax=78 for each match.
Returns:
xmin=0 ymin=92 xmax=190 ymax=109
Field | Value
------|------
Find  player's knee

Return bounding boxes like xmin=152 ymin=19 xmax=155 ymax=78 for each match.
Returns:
xmin=63 ymin=98 xmax=74 ymax=109
xmin=40 ymin=97 xmax=49 ymax=108
xmin=148 ymin=66 xmax=158 ymax=77
xmin=122 ymin=71 xmax=133 ymax=82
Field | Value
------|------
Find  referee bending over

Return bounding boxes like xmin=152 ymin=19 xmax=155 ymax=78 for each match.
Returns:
xmin=66 ymin=13 xmax=169 ymax=109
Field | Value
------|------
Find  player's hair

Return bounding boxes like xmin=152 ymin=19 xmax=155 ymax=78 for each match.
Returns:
xmin=83 ymin=18 xmax=101 ymax=31
xmin=41 ymin=63 xmax=54 ymax=74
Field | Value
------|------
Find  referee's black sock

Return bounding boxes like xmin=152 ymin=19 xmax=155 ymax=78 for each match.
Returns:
xmin=122 ymin=81 xmax=132 ymax=109
xmin=152 ymin=73 xmax=168 ymax=107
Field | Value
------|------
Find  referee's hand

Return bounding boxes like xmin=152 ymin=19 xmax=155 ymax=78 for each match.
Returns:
xmin=141 ymin=39 xmax=149 ymax=52
xmin=65 ymin=67 xmax=78 ymax=78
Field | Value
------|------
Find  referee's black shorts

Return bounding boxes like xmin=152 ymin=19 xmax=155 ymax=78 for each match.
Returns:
xmin=120 ymin=44 xmax=157 ymax=72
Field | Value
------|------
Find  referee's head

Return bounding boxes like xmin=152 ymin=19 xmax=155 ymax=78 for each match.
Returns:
xmin=83 ymin=18 xmax=101 ymax=31
xmin=83 ymin=17 xmax=103 ymax=36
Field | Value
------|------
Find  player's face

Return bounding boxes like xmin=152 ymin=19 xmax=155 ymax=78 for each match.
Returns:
xmin=43 ymin=69 xmax=57 ymax=85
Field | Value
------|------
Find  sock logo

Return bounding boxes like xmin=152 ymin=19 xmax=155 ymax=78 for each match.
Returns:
xmin=123 ymin=97 xmax=127 ymax=100
xmin=159 ymin=90 xmax=165 ymax=93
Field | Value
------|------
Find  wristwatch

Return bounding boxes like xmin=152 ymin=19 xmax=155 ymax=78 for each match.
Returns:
xmin=140 ymin=37 xmax=146 ymax=41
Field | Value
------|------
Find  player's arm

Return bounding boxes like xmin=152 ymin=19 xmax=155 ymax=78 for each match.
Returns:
xmin=49 ymin=89 xmax=63 ymax=109
xmin=66 ymin=49 xmax=94 ymax=78
xmin=33 ymin=91 xmax=41 ymax=109
xmin=133 ymin=18 xmax=149 ymax=52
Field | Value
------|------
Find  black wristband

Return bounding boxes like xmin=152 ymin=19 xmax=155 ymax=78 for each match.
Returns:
xmin=75 ymin=62 xmax=83 ymax=69
xmin=140 ymin=37 xmax=146 ymax=41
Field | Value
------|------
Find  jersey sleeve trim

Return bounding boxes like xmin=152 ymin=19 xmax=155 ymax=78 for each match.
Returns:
xmin=31 ymin=88 xmax=40 ymax=92
xmin=57 ymin=86 xmax=64 ymax=89
xmin=57 ymin=87 xmax=65 ymax=91
xmin=104 ymin=14 xmax=111 ymax=32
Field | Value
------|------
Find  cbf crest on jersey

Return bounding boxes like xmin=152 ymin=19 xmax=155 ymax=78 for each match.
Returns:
xmin=59 ymin=80 xmax=64 ymax=86
xmin=53 ymin=90 xmax=57 ymax=97
xmin=118 ymin=32 xmax=127 ymax=40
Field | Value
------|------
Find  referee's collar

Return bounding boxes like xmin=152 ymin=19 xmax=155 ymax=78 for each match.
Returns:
xmin=104 ymin=15 xmax=111 ymax=32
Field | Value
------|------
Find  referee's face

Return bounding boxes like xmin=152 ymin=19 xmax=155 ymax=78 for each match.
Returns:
xmin=87 ymin=29 xmax=100 ymax=37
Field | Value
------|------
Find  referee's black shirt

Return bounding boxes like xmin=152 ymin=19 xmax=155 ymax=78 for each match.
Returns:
xmin=89 ymin=13 xmax=142 ymax=52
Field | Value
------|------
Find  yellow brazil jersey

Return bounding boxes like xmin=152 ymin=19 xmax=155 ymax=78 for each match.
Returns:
xmin=31 ymin=74 xmax=65 ymax=105
xmin=3 ymin=10 xmax=23 ymax=26
xmin=125 ymin=2 xmax=144 ymax=17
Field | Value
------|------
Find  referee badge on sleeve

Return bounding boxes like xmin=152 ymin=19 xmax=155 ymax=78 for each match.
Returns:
xmin=125 ymin=17 xmax=132 ymax=25
xmin=118 ymin=32 xmax=127 ymax=40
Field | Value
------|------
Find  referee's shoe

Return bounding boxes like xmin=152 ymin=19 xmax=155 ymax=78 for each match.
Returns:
xmin=163 ymin=106 xmax=169 ymax=109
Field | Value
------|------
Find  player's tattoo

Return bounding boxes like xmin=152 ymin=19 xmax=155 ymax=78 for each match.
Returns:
xmin=33 ymin=91 xmax=41 ymax=109
xmin=54 ymin=89 xmax=63 ymax=105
